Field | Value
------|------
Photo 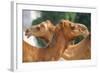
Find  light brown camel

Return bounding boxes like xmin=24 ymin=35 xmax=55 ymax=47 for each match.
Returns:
xmin=23 ymin=28 xmax=66 ymax=62
xmin=25 ymin=20 xmax=55 ymax=43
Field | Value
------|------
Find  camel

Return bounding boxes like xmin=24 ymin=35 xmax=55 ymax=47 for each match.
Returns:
xmin=25 ymin=20 xmax=91 ymax=60
xmin=23 ymin=20 xmax=85 ymax=62
xmin=25 ymin=20 xmax=55 ymax=43
xmin=23 ymin=28 xmax=66 ymax=62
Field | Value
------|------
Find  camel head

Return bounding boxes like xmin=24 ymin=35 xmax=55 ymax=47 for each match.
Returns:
xmin=25 ymin=20 xmax=55 ymax=39
xmin=58 ymin=19 xmax=89 ymax=41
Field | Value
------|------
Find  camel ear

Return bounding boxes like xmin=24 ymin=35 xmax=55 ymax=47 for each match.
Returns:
xmin=46 ymin=20 xmax=51 ymax=23
xmin=39 ymin=22 xmax=46 ymax=29
xmin=46 ymin=20 xmax=54 ymax=27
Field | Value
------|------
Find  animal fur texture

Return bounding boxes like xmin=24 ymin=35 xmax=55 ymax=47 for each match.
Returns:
xmin=62 ymin=34 xmax=91 ymax=60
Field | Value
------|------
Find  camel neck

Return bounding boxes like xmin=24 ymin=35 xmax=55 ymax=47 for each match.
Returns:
xmin=47 ymin=28 xmax=67 ymax=50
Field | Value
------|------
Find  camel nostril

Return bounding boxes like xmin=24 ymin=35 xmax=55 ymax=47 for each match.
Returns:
xmin=26 ymin=29 xmax=29 ymax=33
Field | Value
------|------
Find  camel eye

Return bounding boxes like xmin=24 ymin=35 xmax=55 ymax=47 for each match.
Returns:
xmin=81 ymin=27 xmax=86 ymax=31
xmin=36 ymin=27 xmax=40 ymax=30
xmin=71 ymin=26 xmax=75 ymax=30
xmin=70 ymin=24 xmax=75 ymax=30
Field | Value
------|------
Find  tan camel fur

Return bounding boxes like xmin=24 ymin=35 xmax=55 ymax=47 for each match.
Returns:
xmin=62 ymin=34 xmax=91 ymax=60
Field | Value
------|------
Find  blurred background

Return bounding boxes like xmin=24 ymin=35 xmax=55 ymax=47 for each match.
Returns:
xmin=22 ymin=10 xmax=91 ymax=47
